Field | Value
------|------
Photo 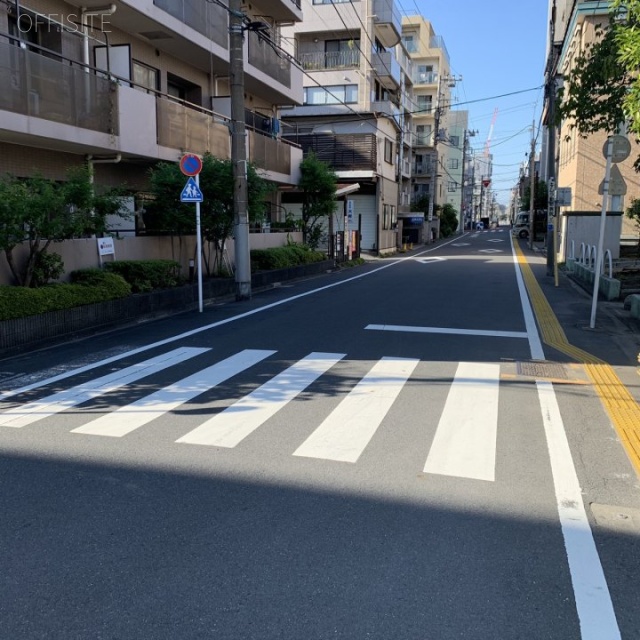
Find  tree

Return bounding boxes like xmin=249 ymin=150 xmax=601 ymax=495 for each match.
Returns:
xmin=0 ymin=168 xmax=126 ymax=287
xmin=625 ymin=197 xmax=640 ymax=255
xmin=519 ymin=179 xmax=548 ymax=212
xmin=298 ymin=152 xmax=337 ymax=249
xmin=146 ymin=154 xmax=271 ymax=275
xmin=556 ymin=3 xmax=640 ymax=157
xmin=439 ymin=203 xmax=458 ymax=237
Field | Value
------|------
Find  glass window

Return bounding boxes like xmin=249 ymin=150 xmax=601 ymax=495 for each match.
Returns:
xmin=448 ymin=158 xmax=459 ymax=170
xmin=132 ymin=60 xmax=159 ymax=92
xmin=303 ymin=84 xmax=357 ymax=105
xmin=449 ymin=135 xmax=460 ymax=147
xmin=448 ymin=182 xmax=457 ymax=192
xmin=416 ymin=95 xmax=432 ymax=113
xmin=384 ymin=139 xmax=393 ymax=164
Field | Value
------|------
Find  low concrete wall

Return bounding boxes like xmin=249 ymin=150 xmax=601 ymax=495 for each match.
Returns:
xmin=570 ymin=261 xmax=621 ymax=300
xmin=0 ymin=232 xmax=304 ymax=286
xmin=0 ymin=259 xmax=335 ymax=357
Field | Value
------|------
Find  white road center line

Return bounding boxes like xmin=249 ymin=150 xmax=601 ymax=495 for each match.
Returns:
xmin=176 ymin=352 xmax=345 ymax=448
xmin=423 ymin=362 xmax=500 ymax=481
xmin=294 ymin=357 xmax=419 ymax=463
xmin=72 ymin=349 xmax=274 ymax=438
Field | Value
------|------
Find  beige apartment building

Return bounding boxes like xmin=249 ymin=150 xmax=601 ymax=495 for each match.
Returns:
xmin=547 ymin=0 xmax=640 ymax=259
xmin=280 ymin=0 xmax=406 ymax=255
xmin=401 ymin=15 xmax=454 ymax=233
xmin=0 ymin=0 xmax=303 ymax=244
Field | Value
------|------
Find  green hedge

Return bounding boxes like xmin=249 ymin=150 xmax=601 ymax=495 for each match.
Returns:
xmin=104 ymin=259 xmax=182 ymax=293
xmin=0 ymin=271 xmax=131 ymax=321
xmin=250 ymin=245 xmax=326 ymax=272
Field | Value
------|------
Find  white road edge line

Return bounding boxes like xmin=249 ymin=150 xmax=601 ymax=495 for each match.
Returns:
xmin=0 ymin=237 xmax=464 ymax=402
xmin=512 ymin=236 xmax=621 ymax=639
xmin=365 ymin=324 xmax=528 ymax=339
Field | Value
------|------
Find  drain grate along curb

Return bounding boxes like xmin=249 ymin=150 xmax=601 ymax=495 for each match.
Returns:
xmin=516 ymin=361 xmax=569 ymax=380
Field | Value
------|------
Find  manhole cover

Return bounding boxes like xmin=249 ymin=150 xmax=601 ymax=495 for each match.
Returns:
xmin=517 ymin=361 xmax=568 ymax=379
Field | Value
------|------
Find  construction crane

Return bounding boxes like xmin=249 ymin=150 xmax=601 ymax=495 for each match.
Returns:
xmin=484 ymin=107 xmax=499 ymax=158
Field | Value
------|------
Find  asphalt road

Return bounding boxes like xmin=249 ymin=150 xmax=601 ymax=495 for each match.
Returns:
xmin=1 ymin=228 xmax=638 ymax=639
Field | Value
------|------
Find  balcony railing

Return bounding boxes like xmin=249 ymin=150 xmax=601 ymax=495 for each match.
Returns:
xmin=248 ymin=30 xmax=291 ymax=88
xmin=157 ymin=97 xmax=294 ymax=175
xmin=414 ymin=71 xmax=438 ymax=85
xmin=298 ymin=50 xmax=360 ymax=70
xmin=0 ymin=36 xmax=116 ymax=135
xmin=153 ymin=0 xmax=228 ymax=48
xmin=290 ymin=134 xmax=377 ymax=171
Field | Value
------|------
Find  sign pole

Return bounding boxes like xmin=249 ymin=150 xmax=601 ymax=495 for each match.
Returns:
xmin=195 ymin=173 xmax=203 ymax=313
xmin=590 ymin=137 xmax=612 ymax=329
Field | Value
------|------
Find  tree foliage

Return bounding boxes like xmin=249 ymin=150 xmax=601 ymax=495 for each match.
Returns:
xmin=298 ymin=152 xmax=337 ymax=249
xmin=556 ymin=3 xmax=640 ymax=151
xmin=519 ymin=180 xmax=549 ymax=212
xmin=146 ymin=153 xmax=271 ymax=274
xmin=439 ymin=203 xmax=458 ymax=237
xmin=0 ymin=168 xmax=127 ymax=287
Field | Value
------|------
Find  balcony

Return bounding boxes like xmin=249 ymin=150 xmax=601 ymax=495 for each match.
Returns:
xmin=370 ymin=100 xmax=400 ymax=123
xmin=298 ymin=50 xmax=360 ymax=71
xmin=414 ymin=71 xmax=438 ymax=86
xmin=153 ymin=0 xmax=228 ymax=49
xmin=295 ymin=134 xmax=377 ymax=172
xmin=0 ymin=37 xmax=116 ymax=136
xmin=372 ymin=50 xmax=401 ymax=90
xmin=247 ymin=29 xmax=291 ymax=89
xmin=248 ymin=0 xmax=303 ymax=22
xmin=156 ymin=97 xmax=296 ymax=179
xmin=373 ymin=0 xmax=402 ymax=48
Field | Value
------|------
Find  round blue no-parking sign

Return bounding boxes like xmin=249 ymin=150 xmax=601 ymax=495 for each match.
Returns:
xmin=180 ymin=154 xmax=202 ymax=176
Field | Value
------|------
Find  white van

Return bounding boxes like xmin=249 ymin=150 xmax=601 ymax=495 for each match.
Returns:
xmin=511 ymin=212 xmax=530 ymax=239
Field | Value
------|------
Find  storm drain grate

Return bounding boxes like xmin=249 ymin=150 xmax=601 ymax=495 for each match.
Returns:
xmin=516 ymin=361 xmax=569 ymax=379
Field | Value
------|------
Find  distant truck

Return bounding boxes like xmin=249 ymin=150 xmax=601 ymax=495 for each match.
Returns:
xmin=511 ymin=210 xmax=547 ymax=240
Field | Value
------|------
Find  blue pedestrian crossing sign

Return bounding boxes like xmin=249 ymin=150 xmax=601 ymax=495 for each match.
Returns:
xmin=180 ymin=177 xmax=203 ymax=202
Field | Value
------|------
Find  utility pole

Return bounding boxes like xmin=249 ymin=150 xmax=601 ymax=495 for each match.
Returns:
xmin=528 ymin=120 xmax=536 ymax=249
xmin=460 ymin=129 xmax=477 ymax=231
xmin=229 ymin=0 xmax=251 ymax=300
xmin=546 ymin=0 xmax=558 ymax=276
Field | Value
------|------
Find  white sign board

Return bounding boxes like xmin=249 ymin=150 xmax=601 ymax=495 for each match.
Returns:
xmin=556 ymin=187 xmax=572 ymax=207
xmin=97 ymin=237 xmax=115 ymax=257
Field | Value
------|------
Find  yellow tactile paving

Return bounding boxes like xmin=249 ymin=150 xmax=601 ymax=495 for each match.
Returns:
xmin=514 ymin=242 xmax=640 ymax=477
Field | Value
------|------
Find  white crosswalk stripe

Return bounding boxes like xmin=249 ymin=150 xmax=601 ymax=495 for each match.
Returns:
xmin=293 ymin=357 xmax=419 ymax=463
xmin=1 ymin=349 xmax=510 ymax=479
xmin=0 ymin=347 xmax=210 ymax=429
xmin=72 ymin=349 xmax=275 ymax=437
xmin=423 ymin=362 xmax=501 ymax=481
xmin=176 ymin=352 xmax=345 ymax=448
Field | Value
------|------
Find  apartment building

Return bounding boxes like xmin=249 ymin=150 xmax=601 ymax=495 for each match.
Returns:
xmin=545 ymin=0 xmax=640 ymax=258
xmin=401 ymin=15 xmax=454 ymax=234
xmin=441 ymin=109 xmax=468 ymax=231
xmin=0 ymin=0 xmax=303 ymax=234
xmin=280 ymin=0 xmax=405 ymax=255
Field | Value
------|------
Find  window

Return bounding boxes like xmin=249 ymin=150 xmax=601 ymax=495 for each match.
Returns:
xmin=312 ymin=0 xmax=352 ymax=4
xmin=382 ymin=204 xmax=396 ymax=230
xmin=402 ymin=35 xmax=417 ymax=53
xmin=384 ymin=139 xmax=393 ymax=164
xmin=416 ymin=95 xmax=432 ymax=113
xmin=448 ymin=182 xmax=457 ymax=192
xmin=324 ymin=39 xmax=359 ymax=67
xmin=448 ymin=158 xmax=459 ymax=170
xmin=449 ymin=135 xmax=460 ymax=147
xmin=132 ymin=60 xmax=159 ymax=92
xmin=303 ymin=84 xmax=357 ymax=105
xmin=416 ymin=124 xmax=431 ymax=145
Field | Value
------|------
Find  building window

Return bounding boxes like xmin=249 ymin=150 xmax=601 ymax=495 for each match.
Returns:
xmin=304 ymin=84 xmax=357 ymax=105
xmin=448 ymin=158 xmax=459 ymax=170
xmin=448 ymin=182 xmax=457 ymax=192
xmin=449 ymin=135 xmax=460 ymax=147
xmin=132 ymin=60 xmax=160 ymax=92
xmin=402 ymin=34 xmax=417 ymax=53
xmin=384 ymin=139 xmax=393 ymax=164
xmin=416 ymin=95 xmax=432 ymax=113
xmin=382 ymin=204 xmax=396 ymax=230
xmin=312 ymin=0 xmax=352 ymax=4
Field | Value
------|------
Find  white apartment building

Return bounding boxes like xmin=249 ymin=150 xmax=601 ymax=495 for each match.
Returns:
xmin=401 ymin=15 xmax=453 ymax=229
xmin=0 ymin=0 xmax=304 ymax=231
xmin=280 ymin=0 xmax=406 ymax=255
